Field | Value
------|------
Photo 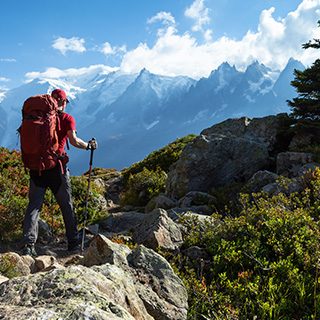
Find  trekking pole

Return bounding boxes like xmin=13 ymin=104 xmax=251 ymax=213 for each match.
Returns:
xmin=51 ymin=190 xmax=55 ymax=241
xmin=81 ymin=138 xmax=95 ymax=254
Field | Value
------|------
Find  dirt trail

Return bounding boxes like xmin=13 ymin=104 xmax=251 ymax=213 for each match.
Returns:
xmin=0 ymin=233 xmax=95 ymax=267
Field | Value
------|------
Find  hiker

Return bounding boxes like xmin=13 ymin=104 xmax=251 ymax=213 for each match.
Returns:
xmin=19 ymin=88 xmax=98 ymax=257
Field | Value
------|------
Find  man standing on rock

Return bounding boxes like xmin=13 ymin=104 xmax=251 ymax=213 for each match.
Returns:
xmin=19 ymin=88 xmax=98 ymax=257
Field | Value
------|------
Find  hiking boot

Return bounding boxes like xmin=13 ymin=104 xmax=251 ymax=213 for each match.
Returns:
xmin=22 ymin=245 xmax=38 ymax=258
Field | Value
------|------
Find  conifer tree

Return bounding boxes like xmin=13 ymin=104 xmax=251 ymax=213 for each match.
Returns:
xmin=288 ymin=21 xmax=320 ymax=136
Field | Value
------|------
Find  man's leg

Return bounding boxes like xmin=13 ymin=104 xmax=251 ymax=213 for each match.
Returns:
xmin=53 ymin=166 xmax=79 ymax=245
xmin=19 ymin=177 xmax=46 ymax=249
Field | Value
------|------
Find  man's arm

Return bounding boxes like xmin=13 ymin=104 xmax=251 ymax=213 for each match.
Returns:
xmin=67 ymin=130 xmax=90 ymax=150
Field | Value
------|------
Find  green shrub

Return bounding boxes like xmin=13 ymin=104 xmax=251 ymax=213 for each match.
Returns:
xmin=70 ymin=175 xmax=106 ymax=227
xmin=173 ymin=173 xmax=320 ymax=319
xmin=210 ymin=182 xmax=245 ymax=217
xmin=122 ymin=134 xmax=196 ymax=183
xmin=120 ymin=134 xmax=196 ymax=207
xmin=0 ymin=253 xmax=21 ymax=278
xmin=120 ymin=167 xmax=167 ymax=207
xmin=0 ymin=148 xmax=29 ymax=241
xmin=166 ymin=251 xmax=237 ymax=320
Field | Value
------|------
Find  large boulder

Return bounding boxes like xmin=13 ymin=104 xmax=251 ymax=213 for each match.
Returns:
xmin=200 ymin=115 xmax=282 ymax=151
xmin=0 ymin=265 xmax=137 ymax=320
xmin=85 ymin=234 xmax=188 ymax=319
xmin=0 ymin=234 xmax=188 ymax=320
xmin=165 ymin=115 xmax=284 ymax=199
xmin=128 ymin=245 xmax=187 ymax=319
xmin=166 ymin=132 xmax=270 ymax=199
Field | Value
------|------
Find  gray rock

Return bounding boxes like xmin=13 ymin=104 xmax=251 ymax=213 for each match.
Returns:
xmin=178 ymin=191 xmax=216 ymax=207
xmin=261 ymin=182 xmax=279 ymax=195
xmin=201 ymin=115 xmax=281 ymax=151
xmin=93 ymin=263 xmax=154 ymax=320
xmin=167 ymin=209 xmax=212 ymax=223
xmin=84 ymin=234 xmax=188 ymax=320
xmin=93 ymin=177 xmax=105 ymax=189
xmin=94 ymin=193 xmax=108 ymax=211
xmin=130 ymin=245 xmax=188 ymax=320
xmin=105 ymin=176 xmax=124 ymax=205
xmin=145 ymin=194 xmax=178 ymax=213
xmin=99 ymin=211 xmax=146 ymax=234
xmin=177 ymin=191 xmax=216 ymax=215
xmin=83 ymin=234 xmax=131 ymax=267
xmin=88 ymin=223 xmax=100 ymax=235
xmin=0 ymin=265 xmax=136 ymax=320
xmin=132 ymin=208 xmax=183 ymax=251
xmin=0 ymin=236 xmax=188 ymax=320
xmin=261 ymin=177 xmax=302 ymax=196
xmin=183 ymin=246 xmax=209 ymax=261
xmin=247 ymin=170 xmax=279 ymax=192
xmin=166 ymin=133 xmax=270 ymax=199
xmin=165 ymin=115 xmax=287 ymax=199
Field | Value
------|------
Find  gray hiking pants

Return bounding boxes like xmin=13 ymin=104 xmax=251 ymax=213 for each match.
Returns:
xmin=19 ymin=165 xmax=79 ymax=248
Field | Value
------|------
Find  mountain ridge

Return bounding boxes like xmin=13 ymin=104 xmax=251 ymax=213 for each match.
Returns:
xmin=0 ymin=58 xmax=304 ymax=174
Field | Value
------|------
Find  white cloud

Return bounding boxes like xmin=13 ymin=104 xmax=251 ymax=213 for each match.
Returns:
xmin=52 ymin=37 xmax=86 ymax=55
xmin=98 ymin=42 xmax=127 ymax=56
xmin=185 ymin=0 xmax=212 ymax=40
xmin=147 ymin=11 xmax=176 ymax=25
xmin=120 ymin=0 xmax=320 ymax=78
xmin=100 ymin=42 xmax=115 ymax=55
xmin=204 ymin=29 xmax=213 ymax=42
xmin=0 ymin=77 xmax=10 ymax=82
xmin=0 ymin=58 xmax=16 ymax=62
xmin=22 ymin=0 xmax=320 ymax=84
xmin=121 ymin=26 xmax=208 ymax=78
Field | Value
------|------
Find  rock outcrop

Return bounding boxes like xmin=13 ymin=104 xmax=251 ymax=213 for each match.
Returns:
xmin=0 ymin=234 xmax=188 ymax=320
xmin=166 ymin=115 xmax=280 ymax=199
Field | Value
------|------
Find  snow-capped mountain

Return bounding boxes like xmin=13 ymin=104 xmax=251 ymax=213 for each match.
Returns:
xmin=0 ymin=59 xmax=304 ymax=175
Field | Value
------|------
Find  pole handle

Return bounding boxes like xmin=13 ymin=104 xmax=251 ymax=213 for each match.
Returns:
xmin=89 ymin=137 xmax=95 ymax=165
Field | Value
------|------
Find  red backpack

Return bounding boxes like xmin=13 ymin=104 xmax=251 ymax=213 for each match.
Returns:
xmin=19 ymin=94 xmax=61 ymax=174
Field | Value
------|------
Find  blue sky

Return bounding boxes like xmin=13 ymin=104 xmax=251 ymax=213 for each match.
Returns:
xmin=1 ymin=0 xmax=320 ymax=91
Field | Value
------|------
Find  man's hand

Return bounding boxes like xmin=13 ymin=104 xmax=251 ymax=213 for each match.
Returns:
xmin=88 ymin=139 xmax=98 ymax=150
